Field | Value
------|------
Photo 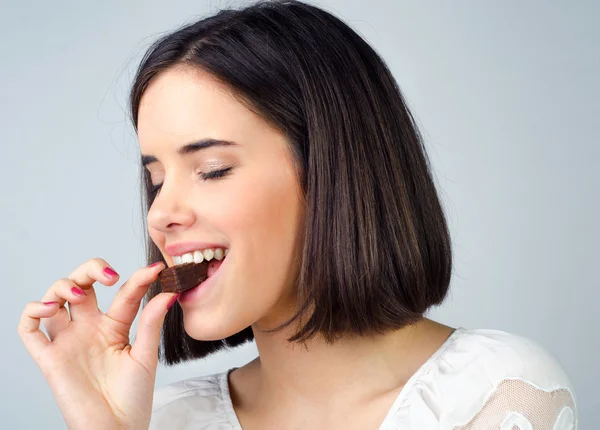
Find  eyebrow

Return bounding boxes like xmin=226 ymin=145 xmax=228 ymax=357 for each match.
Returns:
xmin=141 ymin=139 xmax=237 ymax=167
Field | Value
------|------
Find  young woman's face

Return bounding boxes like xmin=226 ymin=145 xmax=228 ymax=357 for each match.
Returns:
xmin=138 ymin=66 xmax=304 ymax=340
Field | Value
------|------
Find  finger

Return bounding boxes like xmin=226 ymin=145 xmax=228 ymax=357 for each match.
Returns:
xmin=41 ymin=305 xmax=69 ymax=341
xmin=17 ymin=301 xmax=60 ymax=361
xmin=41 ymin=278 xmax=98 ymax=326
xmin=68 ymin=257 xmax=121 ymax=290
xmin=39 ymin=279 xmax=71 ymax=338
xmin=67 ymin=258 xmax=120 ymax=320
xmin=130 ymin=292 xmax=179 ymax=373
xmin=106 ymin=262 xmax=165 ymax=326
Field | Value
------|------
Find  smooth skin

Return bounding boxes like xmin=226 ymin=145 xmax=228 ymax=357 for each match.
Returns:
xmin=17 ymin=259 xmax=177 ymax=430
xmin=18 ymin=65 xmax=454 ymax=430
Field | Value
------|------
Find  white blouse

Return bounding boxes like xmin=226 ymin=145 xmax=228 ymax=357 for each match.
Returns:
xmin=150 ymin=327 xmax=578 ymax=429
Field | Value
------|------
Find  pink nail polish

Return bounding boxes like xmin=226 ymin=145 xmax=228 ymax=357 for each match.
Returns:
xmin=104 ymin=267 xmax=118 ymax=278
xmin=71 ymin=287 xmax=86 ymax=297
xmin=43 ymin=301 xmax=58 ymax=306
xmin=149 ymin=261 xmax=162 ymax=268
xmin=167 ymin=294 xmax=180 ymax=310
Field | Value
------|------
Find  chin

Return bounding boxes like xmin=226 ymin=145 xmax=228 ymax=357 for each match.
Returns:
xmin=181 ymin=310 xmax=253 ymax=341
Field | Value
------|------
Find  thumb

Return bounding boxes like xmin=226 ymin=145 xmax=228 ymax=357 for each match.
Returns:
xmin=130 ymin=293 xmax=179 ymax=372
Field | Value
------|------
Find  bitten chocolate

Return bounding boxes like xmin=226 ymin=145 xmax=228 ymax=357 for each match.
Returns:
xmin=158 ymin=262 xmax=209 ymax=293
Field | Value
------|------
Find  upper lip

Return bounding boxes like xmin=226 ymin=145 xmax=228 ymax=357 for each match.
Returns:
xmin=165 ymin=241 xmax=229 ymax=257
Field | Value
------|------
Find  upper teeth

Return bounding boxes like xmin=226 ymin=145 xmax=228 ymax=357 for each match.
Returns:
xmin=173 ymin=248 xmax=228 ymax=266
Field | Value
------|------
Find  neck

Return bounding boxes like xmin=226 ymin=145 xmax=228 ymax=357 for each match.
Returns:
xmin=243 ymin=316 xmax=455 ymax=409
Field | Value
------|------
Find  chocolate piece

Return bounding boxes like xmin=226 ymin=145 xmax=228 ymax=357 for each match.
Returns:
xmin=158 ymin=262 xmax=209 ymax=293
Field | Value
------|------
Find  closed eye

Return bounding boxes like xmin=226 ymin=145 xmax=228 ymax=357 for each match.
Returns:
xmin=149 ymin=166 xmax=233 ymax=199
xmin=199 ymin=166 xmax=233 ymax=180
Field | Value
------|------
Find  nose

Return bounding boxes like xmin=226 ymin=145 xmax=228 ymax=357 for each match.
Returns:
xmin=146 ymin=177 xmax=196 ymax=233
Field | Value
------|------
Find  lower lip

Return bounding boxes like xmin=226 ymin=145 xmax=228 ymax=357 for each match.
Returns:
xmin=178 ymin=257 xmax=227 ymax=304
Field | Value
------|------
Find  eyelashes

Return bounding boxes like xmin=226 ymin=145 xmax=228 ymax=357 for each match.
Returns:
xmin=148 ymin=166 xmax=233 ymax=199
xmin=199 ymin=166 xmax=233 ymax=181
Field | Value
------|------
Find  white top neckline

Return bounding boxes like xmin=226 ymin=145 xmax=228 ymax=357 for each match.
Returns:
xmin=217 ymin=326 xmax=468 ymax=429
xmin=150 ymin=327 xmax=577 ymax=429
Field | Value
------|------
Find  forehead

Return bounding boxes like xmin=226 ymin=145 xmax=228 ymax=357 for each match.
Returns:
xmin=137 ymin=66 xmax=258 ymax=147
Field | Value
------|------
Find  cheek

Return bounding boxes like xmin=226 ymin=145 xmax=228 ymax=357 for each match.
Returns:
xmin=225 ymin=168 xmax=301 ymax=249
xmin=219 ymin=167 xmax=303 ymax=291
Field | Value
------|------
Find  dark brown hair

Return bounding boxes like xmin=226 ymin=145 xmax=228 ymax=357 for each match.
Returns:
xmin=129 ymin=0 xmax=453 ymax=365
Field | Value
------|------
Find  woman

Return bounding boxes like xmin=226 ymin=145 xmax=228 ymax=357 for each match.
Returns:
xmin=18 ymin=1 xmax=577 ymax=428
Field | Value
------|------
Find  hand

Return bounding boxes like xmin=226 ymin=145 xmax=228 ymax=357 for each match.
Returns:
xmin=17 ymin=258 xmax=177 ymax=430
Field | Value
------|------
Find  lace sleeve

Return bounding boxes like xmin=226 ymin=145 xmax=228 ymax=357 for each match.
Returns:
xmin=454 ymin=378 xmax=576 ymax=430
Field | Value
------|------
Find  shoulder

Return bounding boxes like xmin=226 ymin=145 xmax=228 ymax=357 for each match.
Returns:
xmin=446 ymin=327 xmax=574 ymax=389
xmin=388 ymin=327 xmax=578 ymax=429
xmin=151 ymin=372 xmax=222 ymax=412
xmin=150 ymin=370 xmax=238 ymax=430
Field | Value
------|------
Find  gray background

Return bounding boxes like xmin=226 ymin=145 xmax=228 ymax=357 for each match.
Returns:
xmin=2 ymin=0 xmax=598 ymax=428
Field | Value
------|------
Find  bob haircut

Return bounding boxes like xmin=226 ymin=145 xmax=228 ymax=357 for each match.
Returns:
xmin=130 ymin=0 xmax=453 ymax=365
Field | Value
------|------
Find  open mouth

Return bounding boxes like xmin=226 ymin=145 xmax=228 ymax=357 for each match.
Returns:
xmin=159 ymin=249 xmax=228 ymax=297
xmin=178 ymin=255 xmax=228 ymax=303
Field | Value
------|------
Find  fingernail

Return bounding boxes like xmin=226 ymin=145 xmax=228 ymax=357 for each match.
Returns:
xmin=149 ymin=261 xmax=162 ymax=268
xmin=104 ymin=267 xmax=118 ymax=278
xmin=71 ymin=286 xmax=86 ymax=297
xmin=167 ymin=294 xmax=180 ymax=310
xmin=43 ymin=301 xmax=58 ymax=306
